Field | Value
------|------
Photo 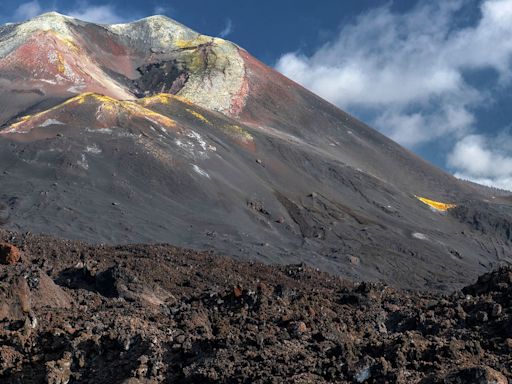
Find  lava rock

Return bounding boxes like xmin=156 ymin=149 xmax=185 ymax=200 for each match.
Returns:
xmin=438 ymin=366 xmax=507 ymax=384
xmin=0 ymin=243 xmax=21 ymax=265
xmin=491 ymin=303 xmax=502 ymax=317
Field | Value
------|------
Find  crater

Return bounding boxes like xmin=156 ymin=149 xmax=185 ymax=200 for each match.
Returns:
xmin=131 ymin=60 xmax=189 ymax=98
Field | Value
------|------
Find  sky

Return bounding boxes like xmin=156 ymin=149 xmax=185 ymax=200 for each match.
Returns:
xmin=1 ymin=0 xmax=512 ymax=190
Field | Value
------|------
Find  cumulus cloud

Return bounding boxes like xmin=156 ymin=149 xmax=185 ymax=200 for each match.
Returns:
xmin=376 ymin=104 xmax=475 ymax=147
xmin=276 ymin=0 xmax=512 ymax=190
xmin=219 ymin=19 xmax=233 ymax=38
xmin=13 ymin=1 xmax=43 ymax=20
xmin=276 ymin=0 xmax=512 ymax=148
xmin=448 ymin=133 xmax=512 ymax=190
xmin=8 ymin=1 xmax=128 ymax=24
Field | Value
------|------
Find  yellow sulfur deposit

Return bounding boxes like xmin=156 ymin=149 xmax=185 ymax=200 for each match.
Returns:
xmin=172 ymin=95 xmax=194 ymax=105
xmin=416 ymin=196 xmax=456 ymax=211
xmin=4 ymin=93 xmax=177 ymax=133
xmin=174 ymin=35 xmax=214 ymax=49
xmin=138 ymin=93 xmax=194 ymax=107
xmin=186 ymin=109 xmax=211 ymax=125
xmin=139 ymin=93 xmax=174 ymax=106
xmin=55 ymin=51 xmax=65 ymax=74
xmin=222 ymin=124 xmax=253 ymax=142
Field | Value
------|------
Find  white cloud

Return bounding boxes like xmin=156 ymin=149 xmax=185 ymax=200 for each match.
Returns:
xmin=448 ymin=133 xmax=512 ymax=190
xmin=276 ymin=0 xmax=512 ymax=190
xmin=68 ymin=3 xmax=124 ymax=24
xmin=154 ymin=6 xmax=168 ymax=15
xmin=276 ymin=0 xmax=512 ymax=148
xmin=376 ymin=104 xmax=475 ymax=147
xmin=7 ymin=1 xmax=129 ymax=24
xmin=14 ymin=1 xmax=43 ymax=20
xmin=219 ymin=19 xmax=233 ymax=38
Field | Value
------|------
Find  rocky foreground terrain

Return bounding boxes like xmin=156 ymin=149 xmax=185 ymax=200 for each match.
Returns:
xmin=0 ymin=229 xmax=510 ymax=383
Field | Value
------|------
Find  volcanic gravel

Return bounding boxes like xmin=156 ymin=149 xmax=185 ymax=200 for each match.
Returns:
xmin=0 ymin=229 xmax=511 ymax=383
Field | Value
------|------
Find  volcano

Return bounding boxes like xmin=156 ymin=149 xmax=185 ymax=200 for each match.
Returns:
xmin=0 ymin=12 xmax=511 ymax=291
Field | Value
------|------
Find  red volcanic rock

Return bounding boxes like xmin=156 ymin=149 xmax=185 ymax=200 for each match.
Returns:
xmin=0 ymin=243 xmax=21 ymax=265
xmin=233 ymin=285 xmax=243 ymax=299
xmin=290 ymin=321 xmax=307 ymax=335
xmin=0 ymin=31 xmax=133 ymax=101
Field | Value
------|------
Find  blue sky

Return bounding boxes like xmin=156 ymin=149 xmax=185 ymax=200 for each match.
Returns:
xmin=2 ymin=0 xmax=512 ymax=190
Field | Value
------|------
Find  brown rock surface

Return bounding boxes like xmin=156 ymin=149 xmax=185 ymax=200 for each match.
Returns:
xmin=0 ymin=229 xmax=511 ymax=383
xmin=423 ymin=366 xmax=508 ymax=384
xmin=0 ymin=243 xmax=21 ymax=265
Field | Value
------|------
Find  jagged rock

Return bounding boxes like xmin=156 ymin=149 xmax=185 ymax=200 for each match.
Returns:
xmin=475 ymin=311 xmax=489 ymax=322
xmin=0 ymin=230 xmax=509 ymax=383
xmin=289 ymin=321 xmax=307 ymax=335
xmin=0 ymin=345 xmax=23 ymax=375
xmin=233 ymin=285 xmax=243 ymax=299
xmin=491 ymin=303 xmax=503 ymax=317
xmin=0 ymin=243 xmax=21 ymax=265
xmin=46 ymin=352 xmax=72 ymax=384
xmin=463 ymin=267 xmax=512 ymax=295
xmin=0 ymin=266 xmax=72 ymax=322
xmin=429 ymin=366 xmax=508 ymax=384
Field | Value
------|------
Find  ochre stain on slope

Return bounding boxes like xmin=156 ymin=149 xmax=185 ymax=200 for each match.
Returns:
xmin=416 ymin=196 xmax=456 ymax=212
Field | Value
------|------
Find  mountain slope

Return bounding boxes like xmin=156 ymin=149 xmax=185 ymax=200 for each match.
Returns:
xmin=0 ymin=13 xmax=511 ymax=290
